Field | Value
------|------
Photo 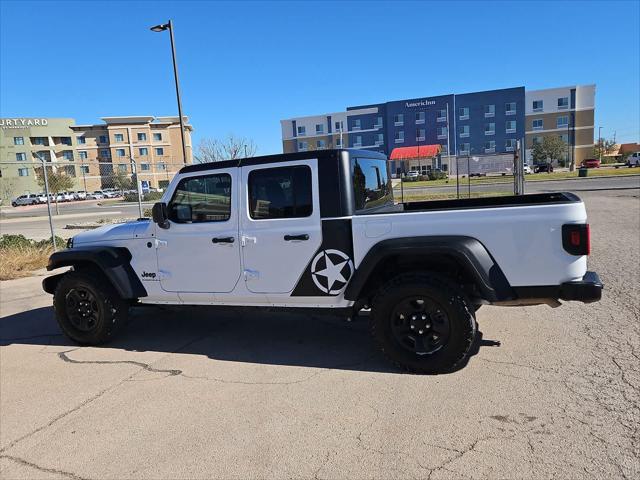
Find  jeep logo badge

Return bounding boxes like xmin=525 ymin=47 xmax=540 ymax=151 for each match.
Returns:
xmin=141 ymin=271 xmax=156 ymax=279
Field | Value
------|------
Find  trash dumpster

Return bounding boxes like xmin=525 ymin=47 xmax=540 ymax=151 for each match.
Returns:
xmin=578 ymin=168 xmax=588 ymax=177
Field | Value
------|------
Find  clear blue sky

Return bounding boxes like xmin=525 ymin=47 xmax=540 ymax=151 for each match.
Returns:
xmin=1 ymin=0 xmax=638 ymax=155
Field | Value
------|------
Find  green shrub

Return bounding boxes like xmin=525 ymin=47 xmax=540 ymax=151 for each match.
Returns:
xmin=124 ymin=191 xmax=163 ymax=202
xmin=428 ymin=170 xmax=447 ymax=180
xmin=0 ymin=234 xmax=66 ymax=250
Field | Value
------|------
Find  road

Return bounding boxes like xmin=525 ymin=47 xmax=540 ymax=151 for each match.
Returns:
xmin=0 ymin=189 xmax=638 ymax=479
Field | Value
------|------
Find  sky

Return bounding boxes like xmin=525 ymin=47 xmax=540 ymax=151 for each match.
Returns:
xmin=1 ymin=0 xmax=639 ymax=155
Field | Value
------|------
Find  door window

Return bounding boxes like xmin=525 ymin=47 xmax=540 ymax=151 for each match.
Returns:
xmin=168 ymin=173 xmax=231 ymax=223
xmin=248 ymin=166 xmax=312 ymax=219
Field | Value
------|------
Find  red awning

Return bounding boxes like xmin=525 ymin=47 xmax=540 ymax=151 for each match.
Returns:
xmin=389 ymin=145 xmax=441 ymax=160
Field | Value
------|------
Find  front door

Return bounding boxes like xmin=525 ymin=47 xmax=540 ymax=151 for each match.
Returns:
xmin=156 ymin=168 xmax=241 ymax=293
xmin=240 ymin=159 xmax=322 ymax=294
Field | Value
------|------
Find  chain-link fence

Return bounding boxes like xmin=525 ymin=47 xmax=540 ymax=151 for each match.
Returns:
xmin=0 ymin=158 xmax=185 ymax=250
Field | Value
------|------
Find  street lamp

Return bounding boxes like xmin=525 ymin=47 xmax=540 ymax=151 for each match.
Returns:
xmin=150 ymin=20 xmax=188 ymax=164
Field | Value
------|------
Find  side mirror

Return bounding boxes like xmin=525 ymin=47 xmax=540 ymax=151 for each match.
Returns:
xmin=152 ymin=202 xmax=170 ymax=229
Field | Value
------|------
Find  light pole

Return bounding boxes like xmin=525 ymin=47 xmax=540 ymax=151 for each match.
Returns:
xmin=150 ymin=20 xmax=188 ymax=164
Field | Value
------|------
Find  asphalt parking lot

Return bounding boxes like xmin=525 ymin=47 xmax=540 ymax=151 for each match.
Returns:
xmin=0 ymin=189 xmax=638 ymax=479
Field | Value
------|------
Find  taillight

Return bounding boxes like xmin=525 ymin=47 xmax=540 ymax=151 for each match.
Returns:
xmin=562 ymin=224 xmax=590 ymax=255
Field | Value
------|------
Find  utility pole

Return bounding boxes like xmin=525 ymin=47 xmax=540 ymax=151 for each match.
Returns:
xmin=598 ymin=126 xmax=603 ymax=164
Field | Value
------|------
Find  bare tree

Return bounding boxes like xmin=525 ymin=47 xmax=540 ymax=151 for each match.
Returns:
xmin=194 ymin=134 xmax=258 ymax=163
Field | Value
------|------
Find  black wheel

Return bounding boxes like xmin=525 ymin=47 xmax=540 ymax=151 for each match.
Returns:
xmin=53 ymin=269 xmax=128 ymax=345
xmin=371 ymin=273 xmax=476 ymax=374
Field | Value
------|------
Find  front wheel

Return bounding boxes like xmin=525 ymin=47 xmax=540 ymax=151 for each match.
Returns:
xmin=371 ymin=273 xmax=476 ymax=374
xmin=53 ymin=270 xmax=128 ymax=345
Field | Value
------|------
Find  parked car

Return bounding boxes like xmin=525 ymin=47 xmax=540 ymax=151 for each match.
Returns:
xmin=88 ymin=191 xmax=105 ymax=200
xmin=71 ymin=191 xmax=88 ymax=200
xmin=581 ymin=158 xmax=601 ymax=168
xmin=626 ymin=152 xmax=640 ymax=167
xmin=45 ymin=150 xmax=602 ymax=374
xmin=59 ymin=192 xmax=74 ymax=202
xmin=534 ymin=163 xmax=554 ymax=173
xmin=523 ymin=163 xmax=532 ymax=174
xmin=406 ymin=171 xmax=420 ymax=179
xmin=101 ymin=189 xmax=121 ymax=199
xmin=11 ymin=193 xmax=41 ymax=206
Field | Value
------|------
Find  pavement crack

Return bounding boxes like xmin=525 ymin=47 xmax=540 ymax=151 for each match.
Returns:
xmin=57 ymin=349 xmax=181 ymax=376
xmin=0 ymin=454 xmax=89 ymax=480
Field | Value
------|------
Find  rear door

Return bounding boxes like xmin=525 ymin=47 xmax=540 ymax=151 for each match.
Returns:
xmin=239 ymin=159 xmax=321 ymax=293
xmin=155 ymin=168 xmax=241 ymax=293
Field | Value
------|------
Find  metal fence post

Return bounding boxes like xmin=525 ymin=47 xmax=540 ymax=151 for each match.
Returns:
xmin=130 ymin=158 xmax=144 ymax=218
xmin=39 ymin=157 xmax=57 ymax=251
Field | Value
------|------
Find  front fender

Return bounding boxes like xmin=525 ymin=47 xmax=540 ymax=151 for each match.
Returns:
xmin=42 ymin=246 xmax=147 ymax=299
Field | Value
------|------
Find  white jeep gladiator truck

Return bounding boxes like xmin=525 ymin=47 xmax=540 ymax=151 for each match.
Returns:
xmin=43 ymin=149 xmax=602 ymax=373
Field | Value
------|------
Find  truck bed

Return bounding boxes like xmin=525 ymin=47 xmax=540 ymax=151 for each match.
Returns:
xmin=402 ymin=192 xmax=580 ymax=212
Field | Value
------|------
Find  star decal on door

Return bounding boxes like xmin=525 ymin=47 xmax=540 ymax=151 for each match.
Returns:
xmin=310 ymin=249 xmax=354 ymax=295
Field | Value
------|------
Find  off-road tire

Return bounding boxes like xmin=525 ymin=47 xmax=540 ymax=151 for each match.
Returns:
xmin=371 ymin=273 xmax=476 ymax=374
xmin=53 ymin=269 xmax=128 ymax=345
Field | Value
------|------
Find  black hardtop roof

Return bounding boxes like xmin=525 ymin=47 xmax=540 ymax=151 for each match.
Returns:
xmin=179 ymin=148 xmax=387 ymax=174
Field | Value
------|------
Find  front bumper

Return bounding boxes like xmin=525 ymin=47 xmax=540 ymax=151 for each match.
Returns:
xmin=559 ymin=271 xmax=603 ymax=303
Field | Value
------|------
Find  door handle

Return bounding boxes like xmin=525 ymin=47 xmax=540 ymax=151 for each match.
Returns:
xmin=212 ymin=236 xmax=235 ymax=244
xmin=284 ymin=234 xmax=309 ymax=241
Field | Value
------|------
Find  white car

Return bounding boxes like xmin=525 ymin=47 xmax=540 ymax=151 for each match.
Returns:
xmin=523 ymin=163 xmax=532 ymax=174
xmin=101 ymin=189 xmax=120 ymax=199
xmin=71 ymin=191 xmax=88 ymax=200
xmin=88 ymin=191 xmax=105 ymax=200
xmin=407 ymin=171 xmax=420 ymax=178
xmin=12 ymin=194 xmax=42 ymax=206
xmin=45 ymin=149 xmax=602 ymax=374
xmin=60 ymin=192 xmax=74 ymax=202
xmin=627 ymin=152 xmax=640 ymax=167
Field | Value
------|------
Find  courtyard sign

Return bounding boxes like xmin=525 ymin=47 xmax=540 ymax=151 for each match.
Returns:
xmin=0 ymin=118 xmax=49 ymax=128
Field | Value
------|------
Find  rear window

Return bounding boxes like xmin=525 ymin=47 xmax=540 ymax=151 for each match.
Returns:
xmin=351 ymin=157 xmax=393 ymax=212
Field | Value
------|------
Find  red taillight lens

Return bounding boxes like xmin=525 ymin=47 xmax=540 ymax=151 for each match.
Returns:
xmin=562 ymin=224 xmax=590 ymax=256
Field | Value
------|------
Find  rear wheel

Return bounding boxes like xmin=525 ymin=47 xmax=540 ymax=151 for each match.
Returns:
xmin=53 ymin=270 xmax=128 ymax=345
xmin=371 ymin=273 xmax=476 ymax=374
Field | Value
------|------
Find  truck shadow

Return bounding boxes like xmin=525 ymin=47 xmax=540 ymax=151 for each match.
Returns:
xmin=0 ymin=305 xmax=500 ymax=375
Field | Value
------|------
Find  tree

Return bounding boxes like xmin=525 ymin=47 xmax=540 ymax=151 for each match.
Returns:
xmin=532 ymin=136 xmax=568 ymax=169
xmin=593 ymin=137 xmax=618 ymax=164
xmin=109 ymin=170 xmax=133 ymax=192
xmin=0 ymin=178 xmax=16 ymax=206
xmin=35 ymin=166 xmax=75 ymax=214
xmin=194 ymin=134 xmax=258 ymax=163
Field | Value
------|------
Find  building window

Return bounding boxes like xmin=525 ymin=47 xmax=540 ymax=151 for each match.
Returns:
xmin=79 ymin=151 xmax=88 ymax=160
xmin=157 ymin=162 xmax=166 ymax=171
xmin=297 ymin=125 xmax=306 ymax=136
xmin=335 ymin=137 xmax=342 ymax=147
xmin=80 ymin=165 xmax=90 ymax=174
xmin=532 ymin=119 xmax=544 ymax=130
xmin=137 ymin=132 xmax=147 ymax=141
xmin=459 ymin=125 xmax=470 ymax=137
xmin=416 ymin=129 xmax=426 ymax=142
xmin=139 ymin=147 xmax=148 ymax=156
xmin=375 ymin=133 xmax=384 ymax=146
xmin=76 ymin=136 xmax=86 ymax=145
xmin=63 ymin=151 xmax=74 ymax=160
xmin=117 ymin=164 xmax=128 ymax=173
xmin=352 ymin=119 xmax=361 ymax=130
xmin=315 ymin=124 xmax=324 ymax=135
xmin=60 ymin=137 xmax=72 ymax=146
xmin=506 ymin=120 xmax=516 ymax=133
xmin=33 ymin=137 xmax=46 ymax=145
xmin=140 ymin=163 xmax=150 ymax=171
xmin=155 ymin=147 xmax=164 ymax=156
xmin=354 ymin=135 xmax=363 ymax=147
xmin=532 ymin=136 xmax=543 ymax=145
xmin=99 ymin=149 xmax=111 ymax=158
xmin=114 ymin=133 xmax=124 ymax=142
xmin=18 ymin=168 xmax=29 ymax=177
xmin=153 ymin=133 xmax=162 ymax=141
xmin=394 ymin=114 xmax=404 ymax=126
xmin=484 ymin=141 xmax=496 ymax=153
xmin=533 ymin=100 xmax=543 ymax=112
xmin=248 ymin=166 xmax=312 ymax=220
xmin=394 ymin=131 xmax=404 ymax=143
xmin=99 ymin=135 xmax=108 ymax=144
xmin=16 ymin=153 xmax=26 ymax=161
xmin=116 ymin=148 xmax=126 ymax=157
xmin=298 ymin=141 xmax=308 ymax=151
xmin=316 ymin=139 xmax=326 ymax=149
xmin=505 ymin=139 xmax=516 ymax=151
xmin=415 ymin=112 xmax=425 ymax=124
xmin=485 ymin=104 xmax=495 ymax=117
xmin=14 ymin=137 xmax=24 ymax=145
xmin=505 ymin=102 xmax=516 ymax=115
xmin=558 ymin=97 xmax=569 ymax=109
xmin=459 ymin=143 xmax=470 ymax=155
xmin=559 ymin=134 xmax=569 ymax=143
xmin=437 ymin=126 xmax=448 ymax=139
xmin=557 ymin=116 xmax=569 ymax=128
xmin=335 ymin=121 xmax=344 ymax=132
xmin=440 ymin=144 xmax=448 ymax=155
xmin=459 ymin=107 xmax=469 ymax=120
xmin=485 ymin=123 xmax=495 ymax=135
xmin=437 ymin=109 xmax=447 ymax=122
xmin=374 ymin=116 xmax=383 ymax=129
